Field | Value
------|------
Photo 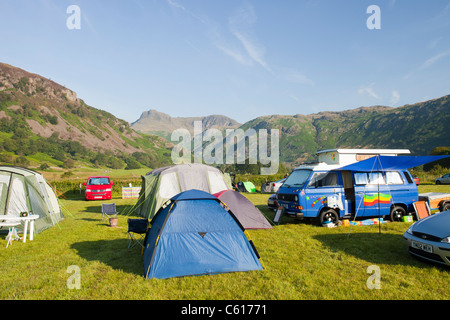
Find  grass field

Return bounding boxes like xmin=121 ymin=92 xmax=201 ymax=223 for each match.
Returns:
xmin=0 ymin=183 xmax=449 ymax=300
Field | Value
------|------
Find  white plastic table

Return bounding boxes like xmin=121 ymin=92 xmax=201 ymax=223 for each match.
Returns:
xmin=0 ymin=215 xmax=39 ymax=243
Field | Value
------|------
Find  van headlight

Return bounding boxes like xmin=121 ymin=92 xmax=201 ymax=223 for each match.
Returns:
xmin=441 ymin=236 xmax=450 ymax=244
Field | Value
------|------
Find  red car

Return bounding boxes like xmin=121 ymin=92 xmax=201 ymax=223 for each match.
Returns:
xmin=412 ymin=175 xmax=420 ymax=185
xmin=83 ymin=176 xmax=114 ymax=200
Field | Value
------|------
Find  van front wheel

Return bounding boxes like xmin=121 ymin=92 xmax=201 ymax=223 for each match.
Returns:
xmin=390 ymin=206 xmax=406 ymax=222
xmin=319 ymin=208 xmax=339 ymax=225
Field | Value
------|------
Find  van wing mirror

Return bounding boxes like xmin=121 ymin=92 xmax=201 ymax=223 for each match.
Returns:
xmin=82 ymin=182 xmax=86 ymax=186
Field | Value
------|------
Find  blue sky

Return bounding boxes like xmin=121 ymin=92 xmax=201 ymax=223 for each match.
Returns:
xmin=1 ymin=0 xmax=449 ymax=124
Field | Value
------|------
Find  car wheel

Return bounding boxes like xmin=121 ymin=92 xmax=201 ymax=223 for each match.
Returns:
xmin=319 ymin=208 xmax=339 ymax=225
xmin=441 ymin=202 xmax=450 ymax=212
xmin=390 ymin=206 xmax=406 ymax=222
xmin=436 ymin=180 xmax=441 ymax=185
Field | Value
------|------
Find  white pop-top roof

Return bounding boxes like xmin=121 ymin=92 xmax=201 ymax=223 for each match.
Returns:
xmin=294 ymin=148 xmax=411 ymax=170
xmin=316 ymin=149 xmax=411 ymax=155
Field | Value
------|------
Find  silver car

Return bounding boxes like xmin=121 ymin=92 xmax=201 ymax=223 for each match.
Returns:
xmin=403 ymin=210 xmax=450 ymax=266
xmin=435 ymin=173 xmax=450 ymax=185
xmin=267 ymin=193 xmax=277 ymax=210
xmin=270 ymin=179 xmax=286 ymax=193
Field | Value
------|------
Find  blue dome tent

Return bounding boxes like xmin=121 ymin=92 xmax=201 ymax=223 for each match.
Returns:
xmin=143 ymin=189 xmax=264 ymax=279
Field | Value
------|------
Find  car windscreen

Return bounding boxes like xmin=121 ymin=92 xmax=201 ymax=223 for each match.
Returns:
xmin=283 ymin=169 xmax=312 ymax=188
xmin=88 ymin=177 xmax=110 ymax=185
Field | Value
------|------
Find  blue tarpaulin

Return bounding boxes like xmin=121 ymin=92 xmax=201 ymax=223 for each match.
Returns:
xmin=143 ymin=189 xmax=264 ymax=279
xmin=338 ymin=155 xmax=449 ymax=171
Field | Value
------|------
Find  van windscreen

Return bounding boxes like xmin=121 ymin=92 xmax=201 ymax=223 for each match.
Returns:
xmin=88 ymin=177 xmax=110 ymax=185
xmin=284 ymin=169 xmax=312 ymax=187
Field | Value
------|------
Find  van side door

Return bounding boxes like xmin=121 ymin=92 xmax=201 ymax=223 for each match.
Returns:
xmin=353 ymin=172 xmax=390 ymax=218
xmin=304 ymin=171 xmax=344 ymax=218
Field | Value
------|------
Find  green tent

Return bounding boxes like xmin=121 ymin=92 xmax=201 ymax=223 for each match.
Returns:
xmin=243 ymin=181 xmax=256 ymax=192
xmin=135 ymin=164 xmax=232 ymax=219
xmin=0 ymin=166 xmax=64 ymax=234
xmin=237 ymin=181 xmax=257 ymax=193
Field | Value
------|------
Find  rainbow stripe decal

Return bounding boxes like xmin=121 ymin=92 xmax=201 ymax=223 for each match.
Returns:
xmin=363 ymin=193 xmax=391 ymax=206
xmin=311 ymin=196 xmax=327 ymax=207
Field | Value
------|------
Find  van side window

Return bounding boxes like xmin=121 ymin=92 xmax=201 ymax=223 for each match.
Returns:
xmin=308 ymin=172 xmax=338 ymax=187
xmin=354 ymin=172 xmax=368 ymax=185
xmin=368 ymin=172 xmax=385 ymax=185
xmin=386 ymin=171 xmax=404 ymax=185
xmin=403 ymin=171 xmax=413 ymax=184
xmin=354 ymin=172 xmax=386 ymax=185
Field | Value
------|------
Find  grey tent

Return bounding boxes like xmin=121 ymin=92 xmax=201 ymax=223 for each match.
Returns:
xmin=260 ymin=182 xmax=271 ymax=193
xmin=0 ymin=166 xmax=64 ymax=234
xmin=213 ymin=189 xmax=273 ymax=229
xmin=135 ymin=164 xmax=232 ymax=219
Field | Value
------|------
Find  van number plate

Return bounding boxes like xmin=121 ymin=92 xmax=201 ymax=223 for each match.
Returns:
xmin=411 ymin=240 xmax=433 ymax=253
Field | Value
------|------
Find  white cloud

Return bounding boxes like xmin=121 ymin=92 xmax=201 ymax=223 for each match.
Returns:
xmin=420 ymin=50 xmax=450 ymax=70
xmin=428 ymin=37 xmax=443 ymax=49
xmin=358 ymin=83 xmax=380 ymax=99
xmin=214 ymin=41 xmax=250 ymax=65
xmin=233 ymin=32 xmax=270 ymax=71
xmin=166 ymin=1 xmax=313 ymax=87
xmin=289 ymin=94 xmax=301 ymax=102
xmin=390 ymin=90 xmax=400 ymax=105
xmin=228 ymin=3 xmax=271 ymax=72
xmin=167 ymin=0 xmax=186 ymax=11
xmin=283 ymin=69 xmax=314 ymax=86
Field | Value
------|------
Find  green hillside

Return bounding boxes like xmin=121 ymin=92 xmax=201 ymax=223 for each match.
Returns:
xmin=0 ymin=63 xmax=172 ymax=171
xmin=240 ymin=97 xmax=450 ymax=167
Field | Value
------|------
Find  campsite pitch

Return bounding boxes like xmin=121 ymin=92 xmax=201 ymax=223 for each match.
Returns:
xmin=0 ymin=186 xmax=449 ymax=300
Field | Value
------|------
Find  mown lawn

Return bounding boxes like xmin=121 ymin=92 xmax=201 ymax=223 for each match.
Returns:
xmin=0 ymin=185 xmax=449 ymax=300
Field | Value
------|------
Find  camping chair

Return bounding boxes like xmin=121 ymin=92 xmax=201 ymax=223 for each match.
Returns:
xmin=127 ymin=218 xmax=149 ymax=249
xmin=413 ymin=201 xmax=431 ymax=220
xmin=101 ymin=203 xmax=117 ymax=221
xmin=0 ymin=221 xmax=20 ymax=248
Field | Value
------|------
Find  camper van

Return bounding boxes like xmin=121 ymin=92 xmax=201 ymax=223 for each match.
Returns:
xmin=83 ymin=176 xmax=114 ymax=201
xmin=276 ymin=149 xmax=419 ymax=224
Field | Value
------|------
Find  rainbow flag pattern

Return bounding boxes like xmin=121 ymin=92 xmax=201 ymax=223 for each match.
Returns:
xmin=363 ymin=193 xmax=391 ymax=206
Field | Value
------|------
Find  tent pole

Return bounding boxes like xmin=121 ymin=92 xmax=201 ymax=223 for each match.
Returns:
xmin=377 ymin=155 xmax=381 ymax=234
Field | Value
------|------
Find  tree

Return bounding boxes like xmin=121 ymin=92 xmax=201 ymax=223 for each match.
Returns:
xmin=125 ymin=157 xmax=141 ymax=170
xmin=63 ymin=158 xmax=75 ymax=169
xmin=39 ymin=163 xmax=50 ymax=170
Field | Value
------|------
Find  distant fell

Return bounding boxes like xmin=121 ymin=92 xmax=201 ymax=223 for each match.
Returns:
xmin=131 ymin=109 xmax=241 ymax=140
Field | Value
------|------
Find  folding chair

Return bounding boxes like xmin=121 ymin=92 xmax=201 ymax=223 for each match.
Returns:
xmin=127 ymin=218 xmax=149 ymax=249
xmin=413 ymin=201 xmax=431 ymax=220
xmin=101 ymin=203 xmax=117 ymax=221
xmin=0 ymin=221 xmax=20 ymax=248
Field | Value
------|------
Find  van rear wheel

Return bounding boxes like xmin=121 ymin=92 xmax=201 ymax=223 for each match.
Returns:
xmin=440 ymin=202 xmax=450 ymax=212
xmin=319 ymin=209 xmax=339 ymax=225
xmin=390 ymin=206 xmax=406 ymax=222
